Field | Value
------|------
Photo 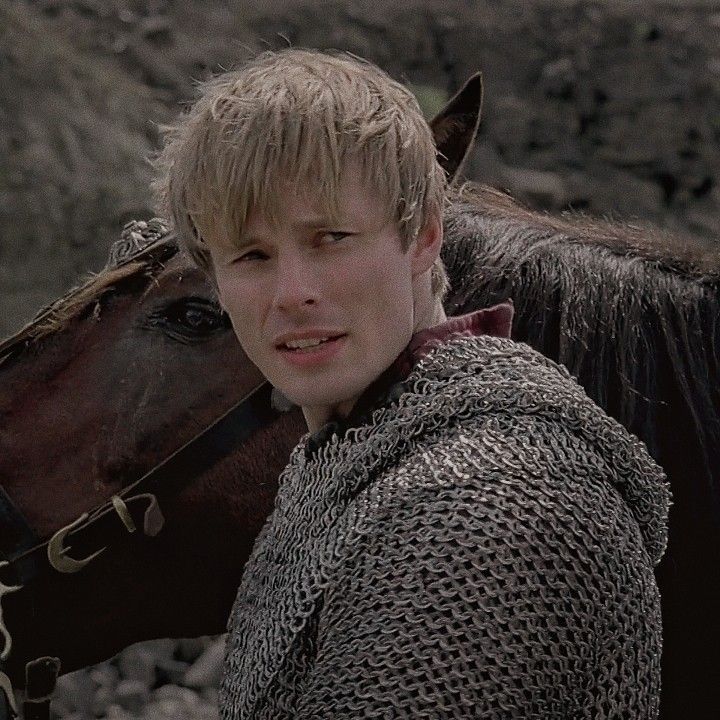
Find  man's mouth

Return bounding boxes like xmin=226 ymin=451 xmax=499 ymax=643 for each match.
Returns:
xmin=281 ymin=334 xmax=346 ymax=353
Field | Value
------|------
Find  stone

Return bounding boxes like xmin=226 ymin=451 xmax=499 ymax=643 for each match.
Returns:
xmin=500 ymin=165 xmax=569 ymax=209
xmin=176 ymin=636 xmax=212 ymax=663
xmin=115 ymin=679 xmax=150 ymax=715
xmin=91 ymin=685 xmax=115 ymax=717
xmin=52 ymin=668 xmax=95 ymax=715
xmin=183 ymin=638 xmax=224 ymax=689
xmin=117 ymin=645 xmax=156 ymax=686
xmin=89 ymin=662 xmax=118 ymax=690
xmin=155 ymin=657 xmax=191 ymax=686
xmin=152 ymin=684 xmax=202 ymax=706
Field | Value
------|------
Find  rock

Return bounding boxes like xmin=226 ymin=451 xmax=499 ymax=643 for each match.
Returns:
xmin=183 ymin=638 xmax=224 ymax=689
xmin=52 ymin=669 xmax=95 ymax=715
xmin=500 ymin=165 xmax=569 ymax=209
xmin=91 ymin=685 xmax=115 ymax=717
xmin=117 ymin=645 xmax=157 ymax=686
xmin=115 ymin=679 xmax=150 ymax=715
xmin=137 ymin=16 xmax=172 ymax=43
xmin=565 ymin=166 xmax=665 ymax=221
xmin=104 ymin=704 xmax=133 ymax=720
xmin=152 ymin=684 xmax=202 ymax=706
xmin=200 ymin=687 xmax=219 ymax=705
xmin=88 ymin=662 xmax=118 ymax=690
xmin=189 ymin=703 xmax=220 ymax=720
xmin=155 ymin=657 xmax=191 ymax=686
xmin=176 ymin=637 xmax=212 ymax=664
xmin=142 ymin=699 xmax=175 ymax=719
xmin=540 ymin=57 xmax=578 ymax=100
xmin=137 ymin=638 xmax=176 ymax=664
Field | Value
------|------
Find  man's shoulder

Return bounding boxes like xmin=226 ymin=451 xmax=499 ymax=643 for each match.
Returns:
xmin=414 ymin=333 xmax=576 ymax=389
xmin=403 ymin=334 xmax=593 ymax=432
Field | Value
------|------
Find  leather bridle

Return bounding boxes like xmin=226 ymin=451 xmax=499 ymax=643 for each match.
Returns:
xmin=0 ymin=379 xmax=284 ymax=719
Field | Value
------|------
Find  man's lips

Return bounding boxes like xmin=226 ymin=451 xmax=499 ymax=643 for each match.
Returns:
xmin=277 ymin=334 xmax=348 ymax=365
xmin=274 ymin=331 xmax=347 ymax=349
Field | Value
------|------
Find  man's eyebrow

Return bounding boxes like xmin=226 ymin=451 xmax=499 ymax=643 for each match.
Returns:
xmin=238 ymin=216 xmax=350 ymax=246
xmin=291 ymin=216 xmax=345 ymax=230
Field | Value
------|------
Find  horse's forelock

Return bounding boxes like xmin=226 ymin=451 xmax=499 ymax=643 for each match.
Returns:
xmin=0 ymin=224 xmax=180 ymax=363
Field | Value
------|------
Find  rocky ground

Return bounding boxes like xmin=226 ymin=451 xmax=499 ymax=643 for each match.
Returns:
xmin=2 ymin=0 xmax=719 ymax=717
xmin=46 ymin=637 xmax=223 ymax=719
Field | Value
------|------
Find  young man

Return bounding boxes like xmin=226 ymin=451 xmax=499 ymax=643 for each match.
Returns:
xmin=154 ymin=49 xmax=670 ymax=719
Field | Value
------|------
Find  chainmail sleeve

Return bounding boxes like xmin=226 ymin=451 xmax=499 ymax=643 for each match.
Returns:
xmin=292 ymin=425 xmax=662 ymax=719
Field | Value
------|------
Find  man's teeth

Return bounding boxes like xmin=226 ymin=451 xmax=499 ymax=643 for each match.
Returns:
xmin=285 ymin=337 xmax=330 ymax=349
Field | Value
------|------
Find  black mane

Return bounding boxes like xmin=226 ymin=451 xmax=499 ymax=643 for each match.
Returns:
xmin=442 ymin=183 xmax=720 ymax=478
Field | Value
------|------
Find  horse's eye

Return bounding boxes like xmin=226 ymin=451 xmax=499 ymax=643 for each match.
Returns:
xmin=143 ymin=297 xmax=230 ymax=343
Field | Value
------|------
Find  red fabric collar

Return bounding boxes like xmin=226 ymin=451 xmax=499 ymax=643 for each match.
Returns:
xmin=389 ymin=301 xmax=514 ymax=380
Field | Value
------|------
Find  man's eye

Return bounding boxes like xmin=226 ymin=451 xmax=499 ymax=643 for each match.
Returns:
xmin=232 ymin=234 xmax=350 ymax=263
xmin=321 ymin=232 xmax=351 ymax=244
xmin=234 ymin=250 xmax=266 ymax=263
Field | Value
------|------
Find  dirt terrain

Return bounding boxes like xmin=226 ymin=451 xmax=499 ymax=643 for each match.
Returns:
xmin=1 ymin=1 xmax=719 ymax=717
xmin=1 ymin=0 xmax=719 ymax=339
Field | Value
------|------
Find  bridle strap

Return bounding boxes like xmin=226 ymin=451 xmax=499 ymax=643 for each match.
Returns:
xmin=4 ymin=379 xmax=279 ymax=573
xmin=0 ymin=488 xmax=40 ymax=586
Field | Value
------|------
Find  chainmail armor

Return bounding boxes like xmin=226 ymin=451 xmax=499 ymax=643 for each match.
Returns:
xmin=221 ymin=335 xmax=670 ymax=719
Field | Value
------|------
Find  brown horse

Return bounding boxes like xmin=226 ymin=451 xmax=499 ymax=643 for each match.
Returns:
xmin=0 ymin=77 xmax=482 ymax=716
xmin=1 ymin=73 xmax=719 ymax=718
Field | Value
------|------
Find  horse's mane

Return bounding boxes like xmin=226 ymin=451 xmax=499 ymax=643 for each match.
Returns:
xmin=443 ymin=182 xmax=720 ymax=471
xmin=448 ymin=183 xmax=719 ymax=278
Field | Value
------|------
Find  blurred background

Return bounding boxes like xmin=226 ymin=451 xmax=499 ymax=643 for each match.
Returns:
xmin=2 ymin=0 xmax=719 ymax=717
xmin=2 ymin=0 xmax=719 ymax=340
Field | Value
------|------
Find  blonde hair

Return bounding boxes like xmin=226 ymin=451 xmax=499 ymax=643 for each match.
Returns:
xmin=152 ymin=48 xmax=450 ymax=299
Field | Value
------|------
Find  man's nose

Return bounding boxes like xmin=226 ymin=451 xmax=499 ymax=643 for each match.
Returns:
xmin=272 ymin=252 xmax=319 ymax=310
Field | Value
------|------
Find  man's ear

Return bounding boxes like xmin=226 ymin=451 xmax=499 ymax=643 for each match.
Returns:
xmin=410 ymin=212 xmax=443 ymax=278
xmin=429 ymin=72 xmax=483 ymax=182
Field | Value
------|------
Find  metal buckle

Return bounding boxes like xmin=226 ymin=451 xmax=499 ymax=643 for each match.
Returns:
xmin=0 ymin=563 xmax=21 ymax=662
xmin=0 ymin=671 xmax=19 ymax=719
xmin=46 ymin=514 xmax=105 ymax=574
xmin=47 ymin=493 xmax=164 ymax=574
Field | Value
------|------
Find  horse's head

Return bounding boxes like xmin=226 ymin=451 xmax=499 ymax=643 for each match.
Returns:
xmin=0 ymin=74 xmax=484 ymax=687
xmin=0 ymin=232 xmax=309 ymax=686
xmin=0 ymin=236 xmax=267 ymax=535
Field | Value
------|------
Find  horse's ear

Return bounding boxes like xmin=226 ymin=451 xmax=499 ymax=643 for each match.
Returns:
xmin=429 ymin=72 xmax=483 ymax=182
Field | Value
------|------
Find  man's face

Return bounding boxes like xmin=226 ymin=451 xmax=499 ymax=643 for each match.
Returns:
xmin=209 ymin=163 xmax=433 ymax=422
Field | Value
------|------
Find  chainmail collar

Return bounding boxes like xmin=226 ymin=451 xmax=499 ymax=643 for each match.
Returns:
xmin=304 ymin=301 xmax=514 ymax=458
xmin=290 ymin=331 xmax=668 ymax=566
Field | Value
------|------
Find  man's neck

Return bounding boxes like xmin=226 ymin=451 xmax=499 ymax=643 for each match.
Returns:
xmin=302 ymin=302 xmax=447 ymax=433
